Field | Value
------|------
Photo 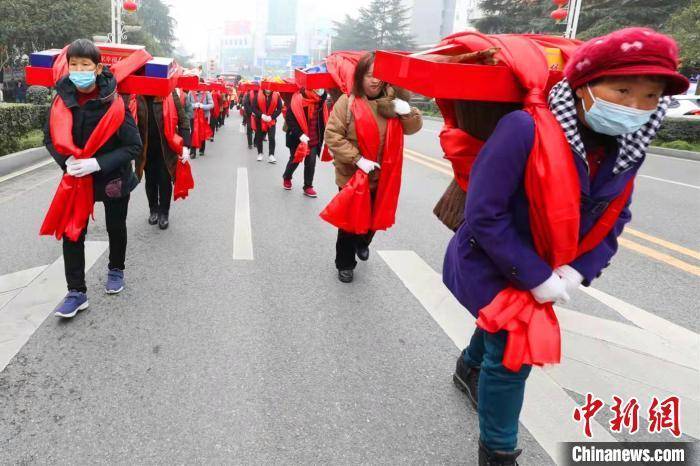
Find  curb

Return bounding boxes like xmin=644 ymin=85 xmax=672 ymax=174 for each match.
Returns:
xmin=647 ymin=146 xmax=700 ymax=162
xmin=0 ymin=147 xmax=52 ymax=181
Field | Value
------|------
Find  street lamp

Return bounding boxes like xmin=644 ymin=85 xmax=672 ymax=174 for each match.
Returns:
xmin=108 ymin=0 xmax=140 ymax=44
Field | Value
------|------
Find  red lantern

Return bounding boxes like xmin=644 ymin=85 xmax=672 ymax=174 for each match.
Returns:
xmin=553 ymin=0 xmax=568 ymax=6
xmin=551 ymin=8 xmax=568 ymax=21
xmin=123 ymin=1 xmax=138 ymax=12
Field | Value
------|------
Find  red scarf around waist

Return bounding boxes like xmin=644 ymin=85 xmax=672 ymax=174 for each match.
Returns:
xmin=212 ymin=91 xmax=221 ymax=118
xmin=191 ymin=92 xmax=213 ymax=148
xmin=290 ymin=90 xmax=321 ymax=163
xmin=320 ymin=96 xmax=404 ymax=234
xmin=437 ymin=32 xmax=632 ymax=372
xmin=40 ymin=94 xmax=125 ymax=241
xmin=251 ymin=91 xmax=279 ymax=132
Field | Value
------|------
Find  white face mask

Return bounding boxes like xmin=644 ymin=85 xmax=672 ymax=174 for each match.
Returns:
xmin=583 ymin=85 xmax=656 ymax=136
xmin=315 ymin=88 xmax=325 ymax=96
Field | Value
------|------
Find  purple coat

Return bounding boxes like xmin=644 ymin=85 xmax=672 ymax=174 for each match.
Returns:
xmin=443 ymin=111 xmax=636 ymax=317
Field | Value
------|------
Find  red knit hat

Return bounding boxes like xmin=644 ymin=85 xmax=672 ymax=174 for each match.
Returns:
xmin=564 ymin=27 xmax=689 ymax=96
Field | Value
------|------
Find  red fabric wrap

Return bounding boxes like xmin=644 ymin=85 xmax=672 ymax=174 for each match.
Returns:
xmin=320 ymin=101 xmax=333 ymax=162
xmin=325 ymin=51 xmax=366 ymax=95
xmin=253 ymin=91 xmax=280 ymax=132
xmin=161 ymin=93 xmax=184 ymax=154
xmin=174 ymin=161 xmax=195 ymax=201
xmin=191 ymin=93 xmax=213 ymax=148
xmin=290 ymin=90 xmax=321 ymax=163
xmin=128 ymin=94 xmax=138 ymax=125
xmin=212 ymin=91 xmax=221 ymax=118
xmin=434 ymin=32 xmax=634 ymax=372
xmin=40 ymin=95 xmax=125 ymax=241
xmin=320 ymin=97 xmax=404 ymax=234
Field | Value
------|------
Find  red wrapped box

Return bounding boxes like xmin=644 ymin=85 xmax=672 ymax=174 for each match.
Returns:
xmin=294 ymin=68 xmax=337 ymax=90
xmin=261 ymin=79 xmax=299 ymax=93
xmin=96 ymin=43 xmax=146 ymax=66
xmin=373 ymin=47 xmax=564 ymax=103
xmin=25 ymin=66 xmax=54 ymax=87
xmin=177 ymin=75 xmax=199 ymax=90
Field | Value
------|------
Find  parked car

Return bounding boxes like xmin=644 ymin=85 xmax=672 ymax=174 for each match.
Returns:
xmin=667 ymin=95 xmax=700 ymax=117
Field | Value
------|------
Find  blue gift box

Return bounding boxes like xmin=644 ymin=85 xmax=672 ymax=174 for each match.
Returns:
xmin=144 ymin=57 xmax=176 ymax=78
xmin=29 ymin=49 xmax=62 ymax=68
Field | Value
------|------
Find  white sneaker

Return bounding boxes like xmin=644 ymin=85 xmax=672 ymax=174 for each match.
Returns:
xmin=256 ymin=154 xmax=263 ymax=162
xmin=268 ymin=155 xmax=277 ymax=164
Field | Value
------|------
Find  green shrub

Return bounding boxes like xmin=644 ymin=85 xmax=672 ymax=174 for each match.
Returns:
xmin=652 ymin=139 xmax=700 ymax=152
xmin=656 ymin=117 xmax=700 ymax=143
xmin=26 ymin=86 xmax=53 ymax=105
xmin=0 ymin=103 xmax=50 ymax=156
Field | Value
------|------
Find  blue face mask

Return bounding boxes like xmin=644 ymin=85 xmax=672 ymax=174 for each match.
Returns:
xmin=583 ymin=85 xmax=656 ymax=136
xmin=69 ymin=70 xmax=97 ymax=89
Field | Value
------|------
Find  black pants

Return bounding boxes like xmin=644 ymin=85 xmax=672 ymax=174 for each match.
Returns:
xmin=335 ymin=230 xmax=375 ymax=271
xmin=283 ymin=146 xmax=318 ymax=188
xmin=210 ymin=117 xmax=217 ymax=137
xmin=255 ymin=125 xmax=276 ymax=155
xmin=244 ymin=115 xmax=254 ymax=147
xmin=63 ymin=195 xmax=130 ymax=292
xmin=145 ymin=146 xmax=172 ymax=215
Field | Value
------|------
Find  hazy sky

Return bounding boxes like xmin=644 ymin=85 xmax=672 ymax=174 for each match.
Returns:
xmin=167 ymin=0 xmax=373 ymax=60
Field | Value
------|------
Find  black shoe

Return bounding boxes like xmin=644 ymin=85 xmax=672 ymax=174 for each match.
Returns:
xmin=453 ymin=353 xmax=480 ymax=410
xmin=148 ymin=211 xmax=159 ymax=225
xmin=158 ymin=213 xmax=169 ymax=230
xmin=479 ymin=440 xmax=521 ymax=466
xmin=191 ymin=152 xmax=197 ymax=159
xmin=338 ymin=269 xmax=354 ymax=283
xmin=248 ymin=145 xmax=253 ymax=150
xmin=356 ymin=244 xmax=370 ymax=261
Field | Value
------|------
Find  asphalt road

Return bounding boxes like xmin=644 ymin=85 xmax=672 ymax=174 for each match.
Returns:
xmin=0 ymin=112 xmax=697 ymax=464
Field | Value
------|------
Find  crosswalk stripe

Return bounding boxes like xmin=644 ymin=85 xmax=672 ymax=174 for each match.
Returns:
xmin=378 ymin=250 xmax=614 ymax=465
xmin=233 ymin=167 xmax=254 ymax=260
xmin=0 ymin=241 xmax=108 ymax=373
xmin=581 ymin=286 xmax=700 ymax=352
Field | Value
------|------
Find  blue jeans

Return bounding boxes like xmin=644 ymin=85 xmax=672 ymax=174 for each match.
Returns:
xmin=462 ymin=328 xmax=532 ymax=452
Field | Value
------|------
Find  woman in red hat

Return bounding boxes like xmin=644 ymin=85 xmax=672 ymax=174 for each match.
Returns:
xmin=442 ymin=28 xmax=688 ymax=465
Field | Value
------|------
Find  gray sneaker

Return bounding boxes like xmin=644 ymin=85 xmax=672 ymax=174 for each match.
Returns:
xmin=105 ymin=268 xmax=124 ymax=294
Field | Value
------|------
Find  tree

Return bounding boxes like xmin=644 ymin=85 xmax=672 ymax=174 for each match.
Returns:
xmin=123 ymin=0 xmax=177 ymax=56
xmin=0 ymin=0 xmax=110 ymax=66
xmin=666 ymin=0 xmax=700 ymax=73
xmin=332 ymin=0 xmax=416 ymax=51
xmin=476 ymin=0 xmax=690 ymax=38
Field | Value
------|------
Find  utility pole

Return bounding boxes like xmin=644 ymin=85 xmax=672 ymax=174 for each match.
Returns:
xmin=565 ymin=0 xmax=583 ymax=39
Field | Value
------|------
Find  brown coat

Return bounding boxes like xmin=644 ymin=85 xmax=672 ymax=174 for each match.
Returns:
xmin=135 ymin=90 xmax=191 ymax=180
xmin=324 ymin=86 xmax=423 ymax=189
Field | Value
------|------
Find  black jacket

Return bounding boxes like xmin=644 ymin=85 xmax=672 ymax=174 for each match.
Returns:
xmin=251 ymin=91 xmax=283 ymax=124
xmin=44 ymin=68 xmax=142 ymax=202
xmin=285 ymin=92 xmax=328 ymax=152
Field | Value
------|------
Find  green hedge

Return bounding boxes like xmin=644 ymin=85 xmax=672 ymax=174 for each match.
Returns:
xmin=655 ymin=117 xmax=700 ymax=144
xmin=0 ymin=103 xmax=50 ymax=156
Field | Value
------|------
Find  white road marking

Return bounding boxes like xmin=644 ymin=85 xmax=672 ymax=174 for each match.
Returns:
xmin=0 ymin=159 xmax=54 ymax=184
xmin=0 ymin=241 xmax=108 ymax=373
xmin=581 ymin=286 xmax=700 ymax=353
xmin=233 ymin=167 xmax=254 ymax=260
xmin=378 ymin=250 xmax=614 ymax=465
xmin=647 ymin=152 xmax=700 ymax=164
xmin=638 ymin=174 xmax=700 ymax=190
xmin=0 ymin=265 xmax=48 ymax=294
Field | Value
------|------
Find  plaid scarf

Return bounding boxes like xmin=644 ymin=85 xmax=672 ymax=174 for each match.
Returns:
xmin=547 ymin=78 xmax=670 ymax=174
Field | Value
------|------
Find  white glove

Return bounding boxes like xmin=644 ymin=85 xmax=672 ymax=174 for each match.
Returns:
xmin=530 ymin=272 xmax=570 ymax=305
xmin=356 ymin=156 xmax=381 ymax=174
xmin=555 ymin=264 xmax=584 ymax=296
xmin=262 ymin=114 xmax=272 ymax=122
xmin=66 ymin=158 xmax=101 ymax=178
xmin=65 ymin=155 xmax=78 ymax=170
xmin=300 ymin=134 xmax=310 ymax=144
xmin=393 ymin=98 xmax=411 ymax=116
xmin=195 ymin=103 xmax=202 ymax=109
xmin=180 ymin=147 xmax=190 ymax=164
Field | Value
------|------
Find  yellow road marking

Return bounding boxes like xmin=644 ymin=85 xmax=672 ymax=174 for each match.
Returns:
xmin=625 ymin=228 xmax=700 ymax=261
xmin=403 ymin=146 xmax=700 ymax=276
xmin=618 ymin=238 xmax=700 ymax=277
